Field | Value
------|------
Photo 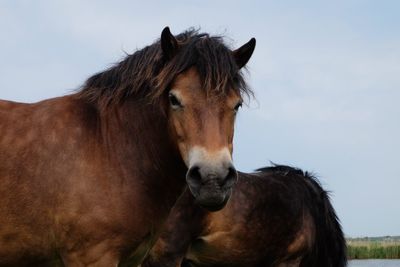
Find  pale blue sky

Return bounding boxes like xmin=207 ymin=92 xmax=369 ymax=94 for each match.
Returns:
xmin=1 ymin=1 xmax=399 ymax=237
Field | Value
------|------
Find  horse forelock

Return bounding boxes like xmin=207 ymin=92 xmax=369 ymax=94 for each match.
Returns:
xmin=77 ymin=29 xmax=252 ymax=110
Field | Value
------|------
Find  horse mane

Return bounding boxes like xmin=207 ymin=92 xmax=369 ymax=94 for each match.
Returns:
xmin=255 ymin=164 xmax=307 ymax=177
xmin=255 ymin=164 xmax=323 ymax=196
xmin=77 ymin=29 xmax=252 ymax=109
xmin=256 ymin=164 xmax=347 ymax=267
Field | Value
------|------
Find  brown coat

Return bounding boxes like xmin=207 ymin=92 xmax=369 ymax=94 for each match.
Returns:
xmin=0 ymin=27 xmax=255 ymax=266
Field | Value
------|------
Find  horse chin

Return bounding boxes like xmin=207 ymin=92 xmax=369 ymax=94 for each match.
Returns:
xmin=196 ymin=194 xmax=230 ymax=211
xmin=191 ymin=187 xmax=232 ymax=212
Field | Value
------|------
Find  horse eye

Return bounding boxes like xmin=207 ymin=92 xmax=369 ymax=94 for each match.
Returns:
xmin=169 ymin=93 xmax=182 ymax=109
xmin=234 ymin=102 xmax=242 ymax=113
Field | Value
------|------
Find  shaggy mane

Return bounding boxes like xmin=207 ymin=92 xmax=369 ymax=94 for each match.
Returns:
xmin=77 ymin=29 xmax=252 ymax=109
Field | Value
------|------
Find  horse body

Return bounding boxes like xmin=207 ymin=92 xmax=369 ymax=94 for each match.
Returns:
xmin=0 ymin=95 xmax=187 ymax=266
xmin=0 ymin=28 xmax=256 ymax=266
xmin=142 ymin=166 xmax=347 ymax=267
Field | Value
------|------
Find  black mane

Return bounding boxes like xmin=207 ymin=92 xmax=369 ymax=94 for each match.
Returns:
xmin=77 ymin=29 xmax=252 ymax=109
xmin=256 ymin=164 xmax=306 ymax=177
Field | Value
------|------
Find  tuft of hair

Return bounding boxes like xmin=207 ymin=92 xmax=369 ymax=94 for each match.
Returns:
xmin=255 ymin=164 xmax=305 ymax=177
xmin=77 ymin=28 xmax=252 ymax=110
xmin=299 ymin=173 xmax=347 ymax=267
xmin=256 ymin=164 xmax=348 ymax=267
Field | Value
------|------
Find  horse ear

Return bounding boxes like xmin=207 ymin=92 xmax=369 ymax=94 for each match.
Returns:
xmin=161 ymin=26 xmax=178 ymax=60
xmin=233 ymin=38 xmax=256 ymax=69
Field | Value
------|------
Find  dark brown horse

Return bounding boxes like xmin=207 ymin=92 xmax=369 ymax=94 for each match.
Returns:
xmin=0 ymin=27 xmax=255 ymax=266
xmin=142 ymin=165 xmax=347 ymax=267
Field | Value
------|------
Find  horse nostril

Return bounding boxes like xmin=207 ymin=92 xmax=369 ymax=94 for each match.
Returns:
xmin=223 ymin=165 xmax=237 ymax=188
xmin=187 ymin=165 xmax=201 ymax=182
xmin=186 ymin=165 xmax=202 ymax=197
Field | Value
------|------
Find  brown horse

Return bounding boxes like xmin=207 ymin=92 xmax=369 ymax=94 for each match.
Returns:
xmin=142 ymin=165 xmax=347 ymax=267
xmin=0 ymin=27 xmax=255 ymax=266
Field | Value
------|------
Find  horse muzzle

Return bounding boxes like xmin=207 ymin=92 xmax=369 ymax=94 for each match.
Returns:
xmin=186 ymin=162 xmax=237 ymax=211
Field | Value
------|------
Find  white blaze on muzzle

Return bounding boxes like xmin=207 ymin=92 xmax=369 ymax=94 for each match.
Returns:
xmin=187 ymin=146 xmax=232 ymax=170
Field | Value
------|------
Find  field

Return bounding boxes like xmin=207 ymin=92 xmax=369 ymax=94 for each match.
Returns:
xmin=347 ymin=236 xmax=400 ymax=259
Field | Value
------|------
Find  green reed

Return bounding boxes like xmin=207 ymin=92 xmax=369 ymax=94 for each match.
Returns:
xmin=347 ymin=239 xmax=400 ymax=259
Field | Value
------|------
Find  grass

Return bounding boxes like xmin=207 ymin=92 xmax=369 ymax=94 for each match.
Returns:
xmin=347 ymin=237 xmax=400 ymax=259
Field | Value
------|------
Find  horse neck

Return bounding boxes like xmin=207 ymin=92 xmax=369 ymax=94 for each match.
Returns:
xmin=150 ymin=189 xmax=208 ymax=261
xmin=98 ymin=98 xmax=187 ymax=202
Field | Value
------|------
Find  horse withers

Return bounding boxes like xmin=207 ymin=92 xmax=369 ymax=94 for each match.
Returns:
xmin=0 ymin=27 xmax=255 ymax=266
xmin=142 ymin=165 xmax=347 ymax=267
